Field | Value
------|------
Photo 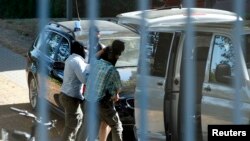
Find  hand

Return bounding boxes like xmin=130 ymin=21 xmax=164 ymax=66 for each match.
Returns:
xmin=96 ymin=47 xmax=106 ymax=58
xmin=111 ymin=94 xmax=119 ymax=102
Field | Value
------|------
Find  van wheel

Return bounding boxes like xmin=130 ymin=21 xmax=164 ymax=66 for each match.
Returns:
xmin=28 ymin=76 xmax=38 ymax=110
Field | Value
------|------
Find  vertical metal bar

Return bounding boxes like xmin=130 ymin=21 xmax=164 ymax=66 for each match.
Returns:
xmin=138 ymin=0 xmax=149 ymax=141
xmin=232 ymin=0 xmax=245 ymax=124
xmin=37 ymin=0 xmax=49 ymax=140
xmin=182 ymin=0 xmax=195 ymax=141
xmin=87 ymin=0 xmax=99 ymax=141
xmin=66 ymin=0 xmax=73 ymax=20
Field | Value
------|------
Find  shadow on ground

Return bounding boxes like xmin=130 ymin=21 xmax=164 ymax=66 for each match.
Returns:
xmin=0 ymin=103 xmax=64 ymax=141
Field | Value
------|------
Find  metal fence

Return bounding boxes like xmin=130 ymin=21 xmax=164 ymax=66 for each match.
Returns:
xmin=37 ymin=0 xmax=248 ymax=141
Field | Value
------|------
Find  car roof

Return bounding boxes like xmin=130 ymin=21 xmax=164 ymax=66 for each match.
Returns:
xmin=117 ymin=8 xmax=242 ymax=27
xmin=47 ymin=20 xmax=139 ymax=41
xmin=147 ymin=20 xmax=250 ymax=34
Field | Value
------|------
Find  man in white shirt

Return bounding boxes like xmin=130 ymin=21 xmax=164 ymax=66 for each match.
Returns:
xmin=60 ymin=41 xmax=89 ymax=141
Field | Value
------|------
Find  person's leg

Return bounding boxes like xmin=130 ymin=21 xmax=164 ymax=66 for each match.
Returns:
xmin=110 ymin=113 xmax=123 ymax=141
xmin=76 ymin=101 xmax=87 ymax=141
xmin=76 ymin=101 xmax=95 ymax=141
xmin=98 ymin=121 xmax=111 ymax=141
xmin=100 ymin=106 xmax=123 ymax=141
xmin=60 ymin=94 xmax=83 ymax=141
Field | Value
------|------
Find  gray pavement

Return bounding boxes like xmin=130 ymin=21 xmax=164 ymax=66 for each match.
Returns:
xmin=0 ymin=44 xmax=63 ymax=140
xmin=0 ymin=44 xmax=29 ymax=106
xmin=0 ymin=44 xmax=28 ymax=89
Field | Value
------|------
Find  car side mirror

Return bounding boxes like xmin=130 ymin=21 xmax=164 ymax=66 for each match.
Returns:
xmin=215 ymin=64 xmax=232 ymax=85
xmin=53 ymin=62 xmax=65 ymax=70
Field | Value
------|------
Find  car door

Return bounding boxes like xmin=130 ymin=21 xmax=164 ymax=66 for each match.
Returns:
xmin=135 ymin=31 xmax=175 ymax=140
xmin=164 ymin=31 xmax=182 ymax=141
xmin=33 ymin=31 xmax=62 ymax=101
xmin=47 ymin=33 xmax=70 ymax=108
xmin=170 ymin=31 xmax=212 ymax=141
xmin=201 ymin=34 xmax=250 ymax=141
xmin=30 ymin=30 xmax=68 ymax=110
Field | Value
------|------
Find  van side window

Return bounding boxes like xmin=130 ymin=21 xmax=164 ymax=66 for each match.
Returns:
xmin=209 ymin=35 xmax=234 ymax=85
xmin=146 ymin=32 xmax=173 ymax=77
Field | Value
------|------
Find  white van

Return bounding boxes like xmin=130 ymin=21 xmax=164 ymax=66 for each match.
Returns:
xmin=117 ymin=8 xmax=250 ymax=141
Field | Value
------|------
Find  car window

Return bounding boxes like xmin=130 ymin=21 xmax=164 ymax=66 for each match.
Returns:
xmin=44 ymin=32 xmax=62 ymax=59
xmin=146 ymin=32 xmax=173 ymax=77
xmin=34 ymin=31 xmax=49 ymax=49
xmin=100 ymin=37 xmax=140 ymax=67
xmin=55 ymin=37 xmax=70 ymax=62
xmin=209 ymin=35 xmax=234 ymax=85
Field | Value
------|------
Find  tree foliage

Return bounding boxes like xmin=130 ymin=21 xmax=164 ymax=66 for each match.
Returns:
xmin=0 ymin=0 xmax=139 ymax=19
xmin=0 ymin=0 xmax=37 ymax=18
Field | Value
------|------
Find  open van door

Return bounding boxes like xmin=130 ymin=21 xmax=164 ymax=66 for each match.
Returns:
xmin=164 ymin=31 xmax=182 ymax=141
xmin=135 ymin=31 xmax=179 ymax=140
xmin=168 ymin=32 xmax=212 ymax=141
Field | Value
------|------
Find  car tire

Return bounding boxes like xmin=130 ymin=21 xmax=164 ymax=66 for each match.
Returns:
xmin=28 ymin=76 xmax=39 ymax=110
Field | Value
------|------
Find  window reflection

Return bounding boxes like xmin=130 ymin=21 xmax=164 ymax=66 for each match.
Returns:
xmin=35 ymin=31 xmax=49 ymax=49
xmin=101 ymin=38 xmax=140 ymax=67
xmin=209 ymin=35 xmax=234 ymax=84
xmin=45 ymin=33 xmax=62 ymax=59
xmin=146 ymin=32 xmax=173 ymax=77
xmin=56 ymin=38 xmax=70 ymax=62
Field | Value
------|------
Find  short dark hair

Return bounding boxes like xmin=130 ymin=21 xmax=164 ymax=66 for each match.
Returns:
xmin=71 ymin=41 xmax=85 ymax=58
xmin=111 ymin=40 xmax=125 ymax=56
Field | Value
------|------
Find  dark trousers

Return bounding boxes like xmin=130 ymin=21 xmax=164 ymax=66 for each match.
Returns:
xmin=60 ymin=93 xmax=83 ymax=141
xmin=76 ymin=100 xmax=123 ymax=141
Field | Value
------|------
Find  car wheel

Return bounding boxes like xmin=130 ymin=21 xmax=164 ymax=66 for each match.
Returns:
xmin=29 ymin=76 xmax=38 ymax=110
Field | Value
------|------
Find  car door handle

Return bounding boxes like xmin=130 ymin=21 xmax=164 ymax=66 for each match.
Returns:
xmin=157 ymin=81 xmax=163 ymax=86
xmin=204 ymin=86 xmax=211 ymax=91
xmin=174 ymin=78 xmax=179 ymax=85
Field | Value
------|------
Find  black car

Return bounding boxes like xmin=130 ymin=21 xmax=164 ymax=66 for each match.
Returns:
xmin=25 ymin=20 xmax=140 ymax=139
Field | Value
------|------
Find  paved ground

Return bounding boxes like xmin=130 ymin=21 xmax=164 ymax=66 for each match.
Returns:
xmin=0 ymin=45 xmax=64 ymax=140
